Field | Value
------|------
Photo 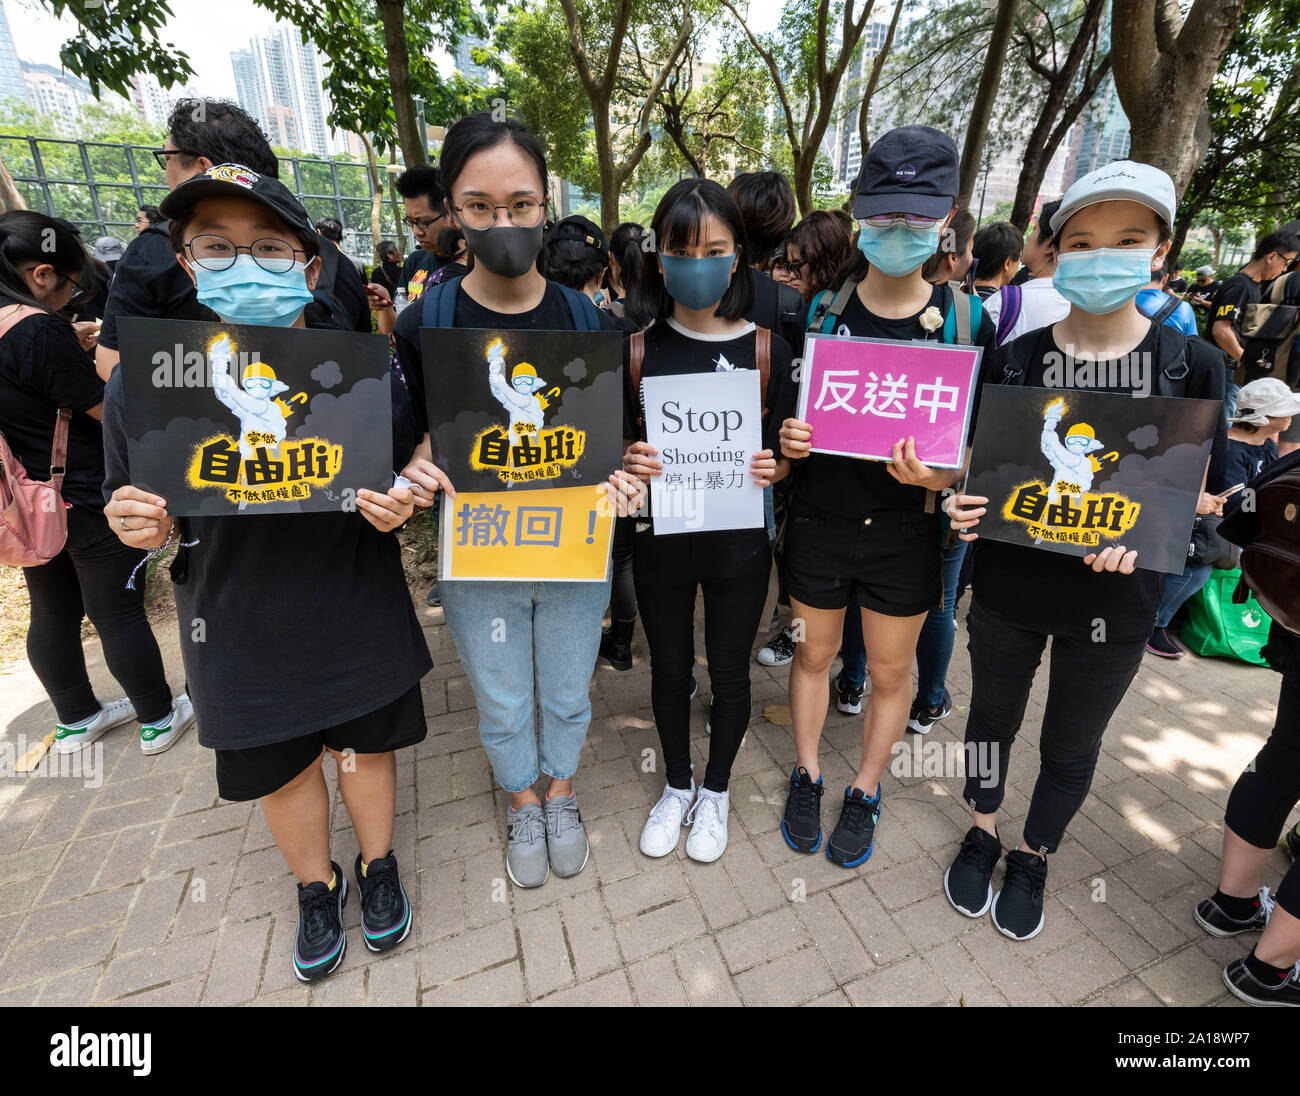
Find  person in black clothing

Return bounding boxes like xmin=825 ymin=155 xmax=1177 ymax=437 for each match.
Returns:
xmin=0 ymin=211 xmax=188 ymax=756
xmin=95 ymin=98 xmax=281 ymax=382
xmin=944 ymin=161 xmax=1227 ymax=942
xmin=103 ymin=168 xmax=428 ymax=983
xmin=368 ymin=165 xmax=451 ymax=333
xmin=622 ymin=180 xmax=796 ymax=863
xmin=604 ymin=221 xmax=645 ymax=318
xmin=429 ymin=225 xmax=469 ymax=285
xmin=371 ymin=239 xmax=402 ymax=299
xmin=313 ymin=216 xmax=371 ymax=332
xmin=971 ymin=220 xmax=1023 ymax=300
xmin=134 ymin=205 xmax=163 ymax=234
xmin=1166 ymin=262 xmax=1188 ymax=295
xmin=778 ymin=126 xmax=998 ymax=870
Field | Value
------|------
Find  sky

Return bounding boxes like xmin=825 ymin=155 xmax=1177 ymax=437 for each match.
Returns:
xmin=6 ymin=0 xmax=787 ymax=102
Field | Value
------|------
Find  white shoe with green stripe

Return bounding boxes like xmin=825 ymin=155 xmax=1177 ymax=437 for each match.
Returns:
xmin=53 ymin=696 xmax=136 ymax=754
xmin=140 ymin=694 xmax=195 ymax=755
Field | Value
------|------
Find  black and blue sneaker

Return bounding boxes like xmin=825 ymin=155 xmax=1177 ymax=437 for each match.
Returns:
xmin=355 ymin=850 xmax=411 ymax=953
xmin=781 ymin=767 xmax=824 ymax=852
xmin=827 ymin=784 xmax=881 ymax=867
xmin=293 ymin=860 xmax=347 ymax=982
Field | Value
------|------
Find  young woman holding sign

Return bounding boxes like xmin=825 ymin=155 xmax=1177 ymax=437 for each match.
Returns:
xmin=102 ymin=167 xmax=428 ymax=981
xmin=622 ymin=180 xmax=796 ymax=863
xmin=777 ymin=126 xmax=997 ymax=869
xmin=392 ymin=113 xmax=644 ymax=891
xmin=944 ymin=162 xmax=1226 ymax=940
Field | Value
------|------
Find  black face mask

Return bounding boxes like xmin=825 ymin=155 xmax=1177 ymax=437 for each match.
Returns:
xmin=460 ymin=222 xmax=544 ymax=279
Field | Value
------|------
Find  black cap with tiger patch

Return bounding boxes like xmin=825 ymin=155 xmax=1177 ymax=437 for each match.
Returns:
xmin=159 ymin=163 xmax=314 ymax=235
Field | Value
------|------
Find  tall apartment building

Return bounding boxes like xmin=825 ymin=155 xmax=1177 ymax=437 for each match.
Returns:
xmin=0 ymin=0 xmax=25 ymax=108
xmin=230 ymin=26 xmax=332 ymax=156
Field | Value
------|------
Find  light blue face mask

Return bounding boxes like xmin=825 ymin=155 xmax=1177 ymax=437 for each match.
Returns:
xmin=659 ymin=253 xmax=735 ymax=311
xmin=1053 ymin=247 xmax=1155 ymax=315
xmin=857 ymin=221 xmax=943 ymax=277
xmin=195 ymin=254 xmax=315 ymax=327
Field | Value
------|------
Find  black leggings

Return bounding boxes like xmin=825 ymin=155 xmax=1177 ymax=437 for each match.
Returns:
xmin=609 ymin=514 xmax=637 ymax=620
xmin=633 ymin=525 xmax=770 ymax=793
xmin=23 ymin=505 xmax=172 ymax=725
xmin=962 ymin=600 xmax=1145 ymax=854
xmin=1225 ymin=669 xmax=1300 ymax=855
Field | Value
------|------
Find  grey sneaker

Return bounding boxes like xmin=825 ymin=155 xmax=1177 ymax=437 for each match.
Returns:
xmin=543 ymin=792 xmax=589 ymax=878
xmin=505 ymin=801 xmax=549 ymax=888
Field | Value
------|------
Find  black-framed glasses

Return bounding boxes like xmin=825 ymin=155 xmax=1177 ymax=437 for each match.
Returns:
xmin=452 ymin=198 xmax=545 ymax=230
xmin=185 ymin=234 xmax=309 ymax=274
xmin=63 ymin=274 xmax=88 ymax=303
xmin=404 ymin=212 xmax=446 ymax=231
xmin=152 ymin=147 xmax=198 ymax=170
xmin=776 ymin=257 xmax=807 ymax=277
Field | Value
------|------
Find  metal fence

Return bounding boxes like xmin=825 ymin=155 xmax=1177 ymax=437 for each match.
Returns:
xmin=0 ymin=134 xmax=406 ymax=265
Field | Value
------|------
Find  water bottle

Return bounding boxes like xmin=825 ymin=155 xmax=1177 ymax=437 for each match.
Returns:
xmin=393 ymin=287 xmax=409 ymax=314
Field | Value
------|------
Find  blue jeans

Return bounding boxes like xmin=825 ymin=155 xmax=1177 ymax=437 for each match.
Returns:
xmin=440 ymin=578 xmax=610 ymax=793
xmin=1155 ymin=562 xmax=1212 ymax=628
xmin=839 ymin=541 xmax=968 ymax=707
xmin=1225 ymin=379 xmax=1240 ymax=421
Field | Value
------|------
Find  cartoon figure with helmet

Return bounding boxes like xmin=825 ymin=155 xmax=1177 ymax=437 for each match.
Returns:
xmin=485 ymin=336 xmax=550 ymax=446
xmin=1041 ymin=396 xmax=1104 ymax=502
xmin=209 ymin=334 xmax=303 ymax=457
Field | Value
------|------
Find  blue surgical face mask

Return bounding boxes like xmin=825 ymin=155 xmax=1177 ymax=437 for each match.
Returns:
xmin=857 ymin=221 xmax=943 ymax=277
xmin=659 ymin=253 xmax=735 ymax=311
xmin=1052 ymin=247 xmax=1155 ymax=315
xmin=195 ymin=254 xmax=315 ymax=327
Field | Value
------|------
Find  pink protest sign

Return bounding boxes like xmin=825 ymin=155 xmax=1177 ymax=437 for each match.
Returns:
xmin=797 ymin=334 xmax=984 ymax=469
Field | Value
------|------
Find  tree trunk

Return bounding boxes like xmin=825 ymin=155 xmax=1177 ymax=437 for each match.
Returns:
xmin=1168 ymin=217 xmax=1190 ymax=266
xmin=0 ymin=156 xmax=26 ymax=214
xmin=388 ymin=148 xmax=409 ymax=253
xmin=1211 ymin=227 xmax=1223 ymax=266
xmin=360 ymin=132 xmax=384 ymax=251
xmin=375 ymin=0 xmax=427 ymax=168
xmin=1110 ymin=0 xmax=1246 ymax=196
xmin=957 ymin=0 xmax=1018 ymax=207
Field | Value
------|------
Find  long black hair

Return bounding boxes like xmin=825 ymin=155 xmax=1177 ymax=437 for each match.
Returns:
xmin=607 ymin=221 xmax=645 ymax=301
xmin=438 ymin=112 xmax=548 ymax=207
xmin=628 ymin=179 xmax=754 ymax=326
xmin=0 ymin=210 xmax=94 ymax=317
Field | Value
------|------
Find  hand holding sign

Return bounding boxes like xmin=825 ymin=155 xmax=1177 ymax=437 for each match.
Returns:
xmin=886 ymin=435 xmax=963 ymax=491
xmin=779 ymin=417 xmax=812 ymax=460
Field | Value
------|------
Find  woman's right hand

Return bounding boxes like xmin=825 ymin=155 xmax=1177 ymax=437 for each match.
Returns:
xmin=104 ymin=486 xmax=172 ymax=549
xmin=365 ymin=283 xmax=395 ymax=312
xmin=623 ymin=441 xmax=663 ymax=482
xmin=780 ymin=418 xmax=812 ymax=460
xmin=400 ymin=457 xmax=456 ymax=508
xmin=944 ymin=493 xmax=988 ymax=542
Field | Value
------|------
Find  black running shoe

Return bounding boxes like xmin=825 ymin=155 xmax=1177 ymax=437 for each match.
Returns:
xmin=355 ymin=850 xmax=411 ymax=953
xmin=944 ymin=826 xmax=1001 ymax=917
xmin=1283 ymin=823 xmax=1300 ymax=862
xmin=1223 ymin=956 xmax=1300 ymax=1007
xmin=294 ymin=861 xmax=347 ymax=982
xmin=907 ymin=689 xmax=952 ymax=735
xmin=834 ymin=673 xmax=864 ymax=715
xmin=1144 ymin=625 xmax=1184 ymax=658
xmin=1195 ymin=890 xmax=1268 ymax=938
xmin=781 ymin=767 xmax=824 ymax=853
xmin=991 ymin=850 xmax=1047 ymax=941
xmin=826 ymin=784 xmax=881 ymax=867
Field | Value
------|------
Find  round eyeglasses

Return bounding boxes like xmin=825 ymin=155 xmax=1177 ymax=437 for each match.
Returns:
xmin=451 ymin=197 xmax=545 ymax=231
xmin=861 ymin=213 xmax=942 ymax=230
xmin=185 ymin=234 xmax=309 ymax=274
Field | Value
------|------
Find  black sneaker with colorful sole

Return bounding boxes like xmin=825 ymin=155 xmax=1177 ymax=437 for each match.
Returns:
xmin=355 ymin=850 xmax=412 ymax=953
xmin=826 ymin=784 xmax=881 ymax=867
xmin=781 ymin=767 xmax=824 ymax=853
xmin=294 ymin=860 xmax=347 ymax=982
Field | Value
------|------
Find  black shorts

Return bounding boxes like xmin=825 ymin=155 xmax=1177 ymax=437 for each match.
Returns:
xmin=781 ymin=502 xmax=942 ymax=617
xmin=214 ymin=684 xmax=427 ymax=801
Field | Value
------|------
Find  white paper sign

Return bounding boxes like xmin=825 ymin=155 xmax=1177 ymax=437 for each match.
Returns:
xmin=642 ymin=369 xmax=765 ymax=535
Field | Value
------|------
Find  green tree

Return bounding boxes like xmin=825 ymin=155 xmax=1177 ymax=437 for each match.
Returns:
xmin=43 ymin=0 xmax=194 ymax=98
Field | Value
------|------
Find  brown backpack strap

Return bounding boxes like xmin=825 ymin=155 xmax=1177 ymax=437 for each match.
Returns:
xmin=49 ymin=407 xmax=71 ymax=492
xmin=630 ymin=330 xmax=646 ymax=440
xmin=755 ymin=325 xmax=771 ymax=413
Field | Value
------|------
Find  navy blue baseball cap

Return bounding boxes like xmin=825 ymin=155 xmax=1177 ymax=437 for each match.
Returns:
xmin=853 ymin=125 xmax=960 ymax=220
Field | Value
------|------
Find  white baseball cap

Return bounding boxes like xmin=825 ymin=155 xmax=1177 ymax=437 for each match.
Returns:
xmin=1230 ymin=378 xmax=1300 ymax=425
xmin=1050 ymin=160 xmax=1176 ymax=236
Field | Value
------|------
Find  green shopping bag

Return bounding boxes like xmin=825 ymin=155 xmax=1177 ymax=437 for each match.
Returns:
xmin=1180 ymin=568 xmax=1273 ymax=665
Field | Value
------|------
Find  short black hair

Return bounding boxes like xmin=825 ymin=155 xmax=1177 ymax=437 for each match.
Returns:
xmin=1150 ymin=262 xmax=1167 ymax=283
xmin=1253 ymin=230 xmax=1300 ymax=262
xmin=727 ymin=172 xmax=796 ymax=268
xmin=971 ymin=220 xmax=1023 ymax=276
xmin=167 ymin=99 xmax=277 ymax=178
xmin=1037 ymin=199 xmax=1062 ymax=247
xmin=630 ymin=178 xmax=754 ymax=325
xmin=138 ymin=204 xmax=163 ymax=224
xmin=438 ymin=113 xmax=548 ymax=204
xmin=395 ymin=164 xmax=447 ymax=207
xmin=315 ymin=216 xmax=343 ymax=242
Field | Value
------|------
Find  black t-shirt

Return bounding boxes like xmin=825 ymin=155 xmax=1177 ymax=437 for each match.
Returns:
xmin=972 ymin=322 xmax=1226 ymax=641
xmin=99 ymin=222 xmax=209 ymax=351
xmin=373 ymin=260 xmax=402 ymax=298
xmin=317 ymin=243 xmax=371 ymax=332
xmin=393 ymin=278 xmax=619 ymax=438
xmin=399 ymin=248 xmax=445 ymax=305
xmin=1167 ymin=276 xmax=1188 ymax=295
xmin=100 ymin=312 xmax=431 ymax=750
xmin=621 ymin=318 xmax=795 ymax=455
xmin=1188 ymin=280 xmax=1220 ymax=311
xmin=749 ymin=270 xmax=805 ymax=360
xmin=974 ymin=283 xmax=999 ymax=300
xmin=792 ymin=283 xmax=997 ymax=518
xmin=1210 ymin=436 xmax=1278 ymax=494
xmin=1209 ymin=272 xmax=1261 ymax=353
xmin=0 ymin=302 xmax=108 ymax=510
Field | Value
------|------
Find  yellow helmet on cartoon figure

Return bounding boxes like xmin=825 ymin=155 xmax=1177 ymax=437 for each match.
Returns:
xmin=512 ymin=362 xmax=538 ymax=383
xmin=242 ymin=361 xmax=277 ymax=384
xmin=1065 ymin=422 xmax=1096 ymax=441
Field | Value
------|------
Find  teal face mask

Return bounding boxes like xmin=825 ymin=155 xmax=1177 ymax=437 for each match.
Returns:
xmin=659 ymin=253 xmax=735 ymax=311
xmin=195 ymin=254 xmax=315 ymax=327
xmin=1053 ymin=247 xmax=1155 ymax=315
xmin=857 ymin=221 xmax=943 ymax=277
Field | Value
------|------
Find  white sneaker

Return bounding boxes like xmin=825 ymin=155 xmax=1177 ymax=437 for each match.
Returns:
xmin=140 ymin=693 xmax=196 ymax=755
xmin=685 ymin=787 xmax=729 ymax=863
xmin=53 ymin=696 xmax=136 ymax=753
xmin=757 ymin=626 xmax=796 ymax=667
xmin=639 ymin=782 xmax=695 ymax=858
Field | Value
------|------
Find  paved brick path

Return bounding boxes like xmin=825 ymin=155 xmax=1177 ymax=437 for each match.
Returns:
xmin=0 ymin=597 xmax=1293 ymax=1006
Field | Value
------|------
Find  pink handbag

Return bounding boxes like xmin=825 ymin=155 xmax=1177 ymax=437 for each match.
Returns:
xmin=0 ymin=304 xmax=71 ymax=566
